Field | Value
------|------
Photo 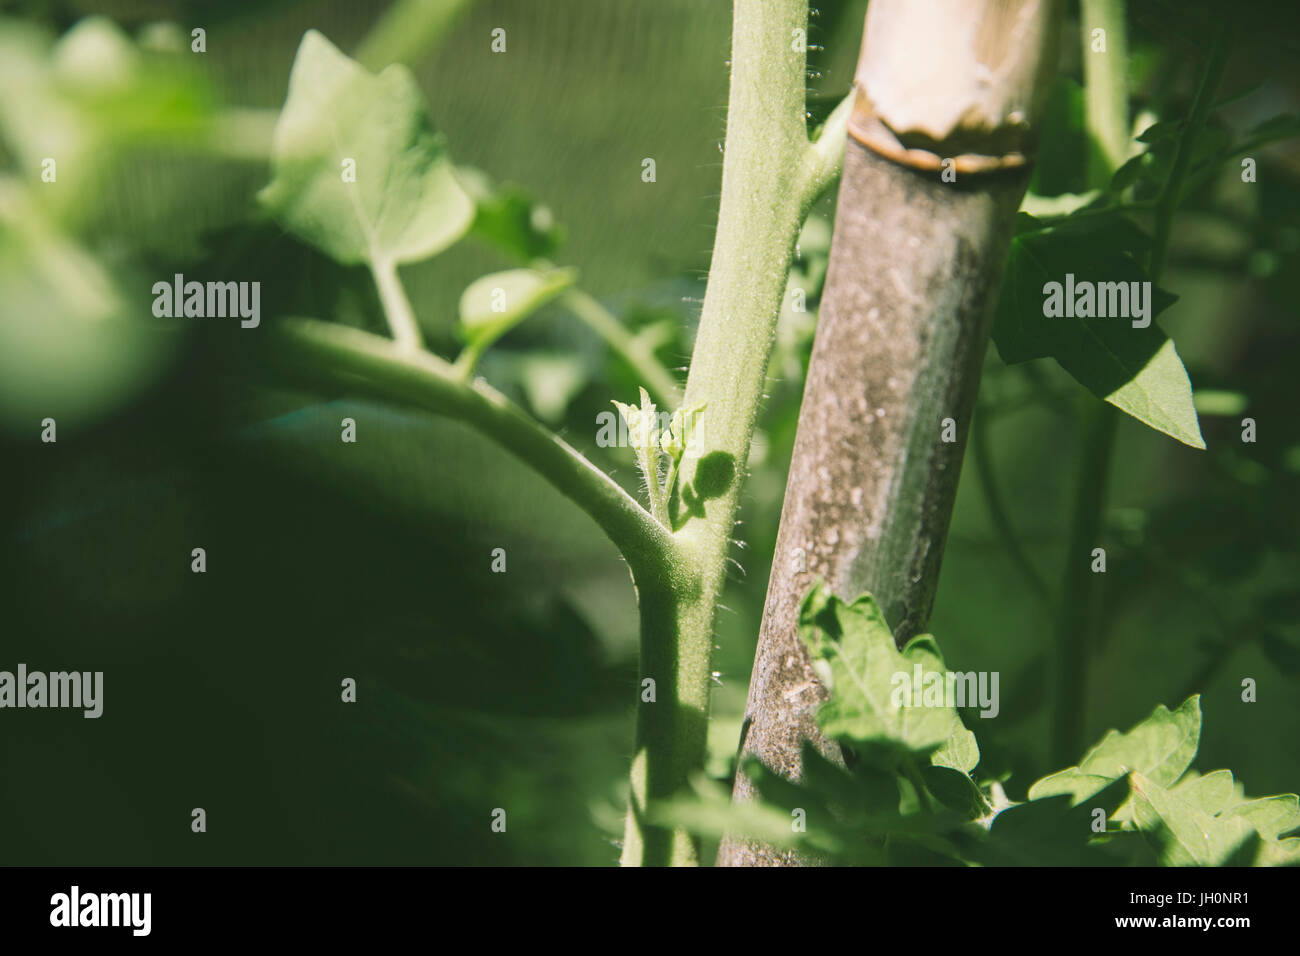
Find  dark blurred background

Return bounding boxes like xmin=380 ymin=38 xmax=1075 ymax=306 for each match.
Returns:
xmin=1 ymin=0 xmax=1297 ymax=864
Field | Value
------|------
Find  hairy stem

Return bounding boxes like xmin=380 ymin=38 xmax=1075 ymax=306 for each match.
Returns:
xmin=620 ymin=0 xmax=824 ymax=866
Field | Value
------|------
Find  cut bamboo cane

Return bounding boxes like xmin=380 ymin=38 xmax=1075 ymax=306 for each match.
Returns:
xmin=719 ymin=0 xmax=1061 ymax=867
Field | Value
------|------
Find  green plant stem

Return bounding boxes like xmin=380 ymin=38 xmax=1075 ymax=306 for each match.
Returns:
xmin=269 ymin=318 xmax=677 ymax=579
xmin=1051 ymin=396 xmax=1118 ymax=767
xmin=561 ymin=288 xmax=682 ymax=407
xmin=803 ymin=92 xmax=853 ymax=199
xmin=971 ymin=409 xmax=1053 ymax=611
xmin=370 ymin=257 xmax=424 ymax=351
xmin=355 ymin=0 xmax=476 ymax=71
xmin=1149 ymin=32 xmax=1232 ymax=281
xmin=1081 ymin=0 xmax=1131 ymax=185
xmin=639 ymin=443 xmax=670 ymax=529
xmin=1052 ymin=0 xmax=1132 ymax=768
xmin=1052 ymin=25 xmax=1231 ymax=768
xmin=903 ymin=758 xmax=937 ymax=816
xmin=619 ymin=0 xmax=841 ymax=866
xmin=206 ymin=109 xmax=279 ymax=160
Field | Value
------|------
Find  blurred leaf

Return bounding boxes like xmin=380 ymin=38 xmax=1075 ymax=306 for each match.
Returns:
xmin=457 ymin=267 xmax=577 ymax=356
xmin=1109 ymin=153 xmax=1146 ymax=193
xmin=0 ymin=178 xmax=177 ymax=431
xmin=650 ymin=771 xmax=861 ymax=861
xmin=1136 ymin=119 xmax=1181 ymax=144
xmin=259 ymin=30 xmax=473 ymax=268
xmin=457 ymin=166 xmax=565 ymax=262
xmin=0 ymin=17 xmax=214 ymax=218
xmin=1260 ymin=632 xmax=1300 ymax=676
xmin=1020 ymin=191 xmax=1102 ymax=218
xmin=1242 ymin=113 xmax=1300 ymax=146
xmin=491 ymin=351 xmax=588 ymax=423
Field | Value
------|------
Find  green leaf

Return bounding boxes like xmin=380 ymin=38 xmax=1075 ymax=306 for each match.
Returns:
xmin=930 ymin=725 xmax=980 ymax=776
xmin=1104 ymin=340 xmax=1204 ymax=449
xmin=457 ymin=166 xmax=565 ymax=262
xmin=457 ymin=267 xmax=577 ymax=356
xmin=1020 ymin=191 xmax=1102 ymax=218
xmin=1029 ymin=696 xmax=1201 ymax=804
xmin=258 ymin=30 xmax=473 ymax=268
xmin=1109 ymin=153 xmax=1146 ymax=193
xmin=1230 ymin=793 xmax=1300 ymax=841
xmin=1259 ymin=632 xmax=1300 ymax=675
xmin=0 ymin=179 xmax=179 ymax=430
xmin=798 ymin=582 xmax=978 ymax=773
xmin=992 ymin=214 xmax=1205 ymax=448
xmin=1136 ymin=119 xmax=1182 ymax=144
xmin=1168 ymin=768 xmax=1237 ymax=815
xmin=983 ymin=776 xmax=1138 ymax=866
xmin=922 ymin=765 xmax=989 ymax=820
xmin=513 ymin=353 xmax=588 ymax=423
xmin=1242 ymin=113 xmax=1300 ymax=145
xmin=0 ymin=18 xmax=214 ymax=220
xmin=1131 ymin=772 xmax=1259 ymax=866
xmin=650 ymin=774 xmax=823 ymax=856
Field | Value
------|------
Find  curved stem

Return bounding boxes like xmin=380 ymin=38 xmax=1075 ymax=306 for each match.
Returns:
xmin=268 ymin=317 xmax=678 ymax=579
xmin=799 ymin=92 xmax=853 ymax=209
xmin=971 ymin=409 xmax=1053 ymax=611
xmin=561 ymin=288 xmax=682 ymax=407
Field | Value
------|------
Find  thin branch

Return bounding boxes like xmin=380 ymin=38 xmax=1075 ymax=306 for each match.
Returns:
xmin=971 ymin=408 xmax=1053 ymax=611
xmin=1051 ymin=397 xmax=1118 ymax=767
xmin=1052 ymin=0 xmax=1132 ymax=769
xmin=267 ymin=317 xmax=678 ymax=577
xmin=354 ymin=0 xmax=476 ymax=71
xmin=1052 ymin=20 xmax=1230 ymax=770
xmin=370 ymin=257 xmax=424 ymax=351
xmin=561 ymin=288 xmax=682 ymax=407
xmin=798 ymin=92 xmax=853 ymax=210
xmin=1149 ymin=31 xmax=1233 ymax=281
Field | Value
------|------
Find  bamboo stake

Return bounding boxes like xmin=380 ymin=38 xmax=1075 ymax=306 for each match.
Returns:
xmin=719 ymin=0 xmax=1062 ymax=867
